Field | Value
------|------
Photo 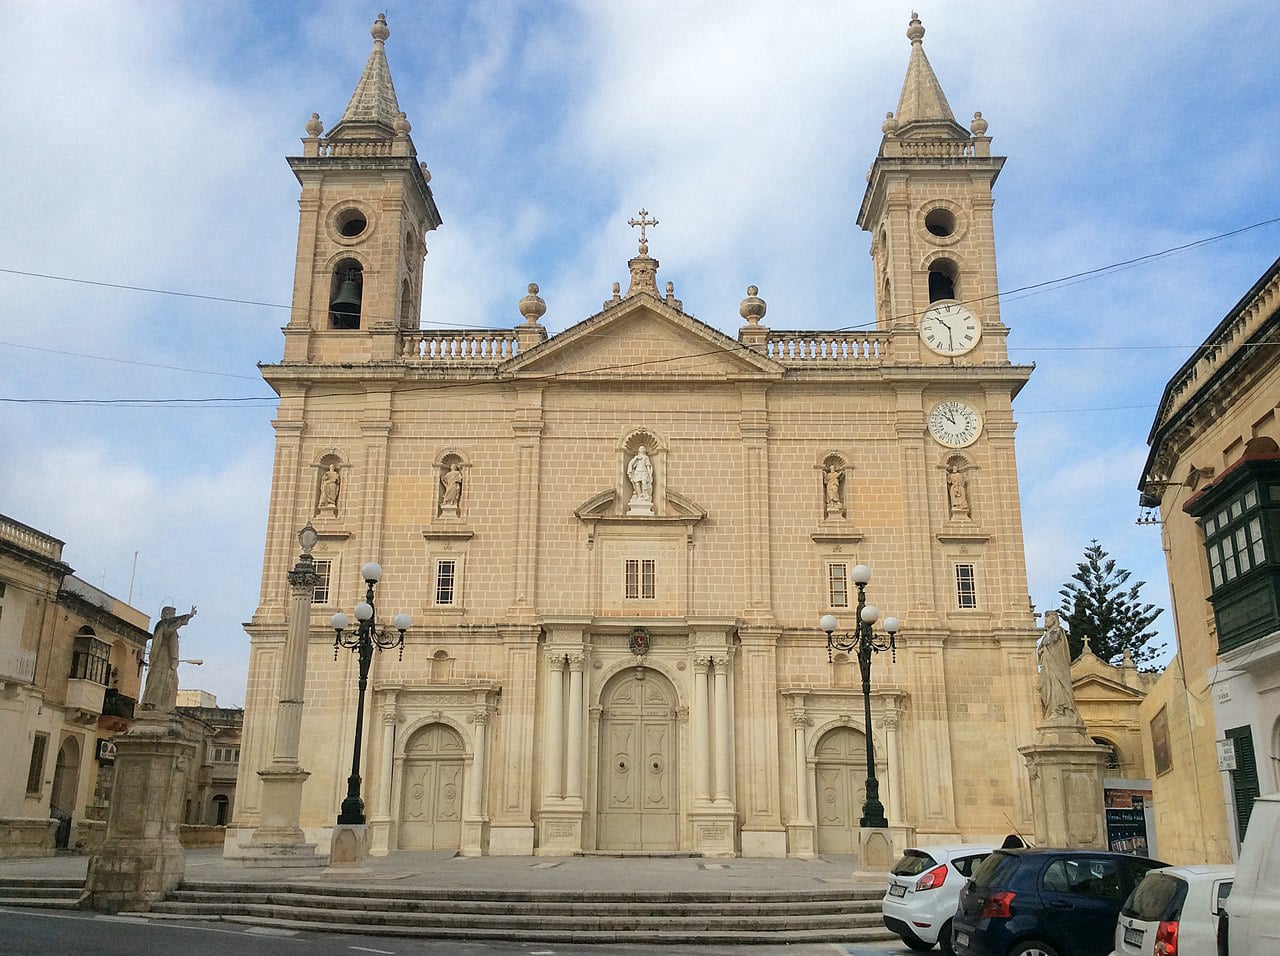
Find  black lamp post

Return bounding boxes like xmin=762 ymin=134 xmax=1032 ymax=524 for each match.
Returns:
xmin=820 ymin=563 xmax=900 ymax=830
xmin=330 ymin=561 xmax=410 ymax=826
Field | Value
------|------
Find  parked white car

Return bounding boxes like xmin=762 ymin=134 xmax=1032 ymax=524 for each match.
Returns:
xmin=1220 ymin=793 xmax=1280 ymax=955
xmin=883 ymin=844 xmax=998 ymax=954
xmin=1111 ymin=863 xmax=1233 ymax=956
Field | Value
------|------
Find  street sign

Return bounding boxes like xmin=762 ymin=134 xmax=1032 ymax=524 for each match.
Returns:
xmin=1217 ymin=737 xmax=1237 ymax=771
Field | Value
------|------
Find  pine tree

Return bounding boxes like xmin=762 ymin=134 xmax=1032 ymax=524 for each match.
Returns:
xmin=1058 ymin=540 xmax=1165 ymax=668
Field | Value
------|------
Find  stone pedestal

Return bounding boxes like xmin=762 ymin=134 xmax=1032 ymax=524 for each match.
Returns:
xmin=236 ymin=765 xmax=324 ymax=867
xmin=327 ymin=823 xmax=368 ymax=868
xmin=854 ymin=826 xmax=896 ymax=880
xmin=690 ymin=807 xmax=737 ymax=857
xmin=786 ymin=821 xmax=816 ymax=858
xmin=85 ymin=720 xmax=195 ymax=913
xmin=536 ymin=805 xmax=584 ymax=856
xmin=1019 ymin=721 xmax=1109 ymax=849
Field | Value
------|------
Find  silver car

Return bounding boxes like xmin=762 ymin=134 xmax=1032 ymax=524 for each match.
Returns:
xmin=884 ymin=845 xmax=998 ymax=953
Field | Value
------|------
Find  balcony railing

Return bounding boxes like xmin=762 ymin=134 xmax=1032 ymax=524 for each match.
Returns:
xmin=102 ymin=689 xmax=136 ymax=721
xmin=0 ymin=646 xmax=37 ymax=684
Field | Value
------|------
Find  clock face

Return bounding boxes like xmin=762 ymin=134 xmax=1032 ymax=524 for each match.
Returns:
xmin=928 ymin=401 xmax=982 ymax=448
xmin=919 ymin=302 xmax=980 ymax=356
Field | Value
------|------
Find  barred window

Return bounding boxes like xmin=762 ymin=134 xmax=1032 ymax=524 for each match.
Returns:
xmin=435 ymin=559 xmax=457 ymax=606
xmin=828 ymin=563 xmax=849 ymax=607
xmin=625 ymin=559 xmax=656 ymax=600
xmin=312 ymin=559 xmax=332 ymax=605
xmin=70 ymin=631 xmax=112 ymax=684
xmin=955 ymin=563 xmax=978 ymax=609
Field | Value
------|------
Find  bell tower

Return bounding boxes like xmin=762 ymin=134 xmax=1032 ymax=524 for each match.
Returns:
xmin=857 ymin=13 xmax=1006 ymax=364
xmin=283 ymin=14 xmax=442 ymax=364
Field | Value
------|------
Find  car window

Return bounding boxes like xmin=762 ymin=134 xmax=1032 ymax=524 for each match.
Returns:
xmin=971 ymin=851 xmax=1020 ymax=892
xmin=1122 ymin=872 xmax=1186 ymax=921
xmin=1214 ymin=880 xmax=1233 ymax=914
xmin=892 ymin=850 xmax=938 ymax=876
xmin=1042 ymin=858 xmax=1125 ymax=900
xmin=953 ymin=853 xmax=990 ymax=878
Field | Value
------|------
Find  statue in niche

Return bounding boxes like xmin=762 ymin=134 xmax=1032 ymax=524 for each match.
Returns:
xmin=628 ymin=446 xmax=654 ymax=501
xmin=824 ymin=465 xmax=844 ymax=518
xmin=1037 ymin=611 xmax=1081 ymax=725
xmin=946 ymin=462 xmax=970 ymax=518
xmin=139 ymin=605 xmax=197 ymax=715
xmin=440 ymin=463 xmax=463 ymax=516
xmin=318 ymin=463 xmax=341 ymax=513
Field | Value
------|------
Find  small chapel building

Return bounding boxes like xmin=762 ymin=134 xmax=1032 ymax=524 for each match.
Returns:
xmin=228 ymin=14 xmax=1042 ymax=858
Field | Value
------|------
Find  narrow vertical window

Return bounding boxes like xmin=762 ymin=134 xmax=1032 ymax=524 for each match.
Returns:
xmin=312 ymin=559 xmax=332 ymax=605
xmin=955 ymin=563 xmax=978 ymax=609
xmin=625 ymin=559 xmax=656 ymax=599
xmin=435 ymin=559 xmax=457 ymax=606
xmin=27 ymin=733 xmax=48 ymax=795
xmin=828 ymin=562 xmax=849 ymax=607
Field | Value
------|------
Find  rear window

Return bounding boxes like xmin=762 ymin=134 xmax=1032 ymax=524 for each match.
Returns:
xmin=1122 ymin=872 xmax=1187 ymax=921
xmin=953 ymin=853 xmax=992 ymax=878
xmin=892 ymin=850 xmax=939 ymax=876
xmin=970 ymin=850 xmax=1021 ymax=892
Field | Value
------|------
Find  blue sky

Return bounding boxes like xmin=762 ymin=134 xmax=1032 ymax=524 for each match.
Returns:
xmin=1 ymin=1 xmax=1276 ymax=705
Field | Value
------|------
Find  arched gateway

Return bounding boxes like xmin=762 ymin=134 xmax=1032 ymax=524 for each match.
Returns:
xmin=814 ymin=726 xmax=868 ymax=854
xmin=398 ymin=723 xmax=464 ymax=850
xmin=597 ymin=670 xmax=679 ymax=851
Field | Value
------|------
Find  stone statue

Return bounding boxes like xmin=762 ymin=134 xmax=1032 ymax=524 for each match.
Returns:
xmin=1037 ymin=611 xmax=1079 ymax=724
xmin=140 ymin=605 xmax=197 ymax=714
xmin=824 ymin=465 xmax=844 ymax=518
xmin=318 ymin=464 xmax=340 ymax=512
xmin=440 ymin=463 xmax=463 ymax=513
xmin=628 ymin=445 xmax=654 ymax=502
xmin=947 ymin=463 xmax=970 ymax=518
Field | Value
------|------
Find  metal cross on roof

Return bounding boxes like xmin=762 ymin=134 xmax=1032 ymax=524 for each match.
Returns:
xmin=628 ymin=208 xmax=659 ymax=255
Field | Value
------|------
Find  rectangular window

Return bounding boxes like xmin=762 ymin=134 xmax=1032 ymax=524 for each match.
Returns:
xmin=828 ymin=563 xmax=849 ymax=607
xmin=435 ymin=559 xmax=457 ymax=606
xmin=625 ymin=559 xmax=656 ymax=599
xmin=955 ymin=563 xmax=978 ymax=609
xmin=27 ymin=733 xmax=47 ymax=795
xmin=70 ymin=634 xmax=112 ymax=684
xmin=312 ymin=559 xmax=332 ymax=605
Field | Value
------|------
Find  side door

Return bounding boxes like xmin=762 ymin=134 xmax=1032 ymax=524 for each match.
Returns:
xmin=1038 ymin=856 xmax=1129 ymax=954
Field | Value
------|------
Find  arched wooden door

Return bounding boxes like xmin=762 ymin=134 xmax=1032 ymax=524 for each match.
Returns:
xmin=50 ymin=737 xmax=81 ymax=849
xmin=597 ymin=671 xmax=678 ymax=851
xmin=814 ymin=726 xmax=867 ymax=854
xmin=397 ymin=723 xmax=465 ymax=850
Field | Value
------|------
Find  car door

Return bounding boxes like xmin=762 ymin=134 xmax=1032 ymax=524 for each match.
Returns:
xmin=1038 ymin=856 xmax=1129 ymax=955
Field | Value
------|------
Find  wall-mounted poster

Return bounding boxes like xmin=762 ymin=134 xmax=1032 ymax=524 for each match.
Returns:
xmin=1151 ymin=706 xmax=1173 ymax=775
xmin=1104 ymin=781 xmax=1156 ymax=857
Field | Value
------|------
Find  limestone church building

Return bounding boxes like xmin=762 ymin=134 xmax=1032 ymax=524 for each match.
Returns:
xmin=229 ymin=14 xmax=1042 ymax=859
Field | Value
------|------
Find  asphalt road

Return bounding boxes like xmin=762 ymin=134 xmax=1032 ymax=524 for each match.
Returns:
xmin=0 ymin=908 xmax=917 ymax=956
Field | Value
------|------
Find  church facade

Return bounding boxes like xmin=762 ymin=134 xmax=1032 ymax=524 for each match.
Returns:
xmin=229 ymin=14 xmax=1041 ymax=859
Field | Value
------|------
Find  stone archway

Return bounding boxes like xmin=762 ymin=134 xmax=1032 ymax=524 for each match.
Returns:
xmin=50 ymin=736 xmax=81 ymax=849
xmin=814 ymin=726 xmax=867 ymax=854
xmin=397 ymin=723 xmax=465 ymax=850
xmin=597 ymin=670 xmax=679 ymax=851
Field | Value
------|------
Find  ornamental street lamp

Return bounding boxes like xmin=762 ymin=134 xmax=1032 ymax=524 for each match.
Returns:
xmin=820 ymin=563 xmax=900 ymax=830
xmin=330 ymin=561 xmax=411 ymax=826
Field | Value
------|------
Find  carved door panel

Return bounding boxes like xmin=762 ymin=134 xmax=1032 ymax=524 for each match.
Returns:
xmin=814 ymin=727 xmax=866 ymax=855
xmin=397 ymin=723 xmax=465 ymax=850
xmin=598 ymin=674 xmax=678 ymax=850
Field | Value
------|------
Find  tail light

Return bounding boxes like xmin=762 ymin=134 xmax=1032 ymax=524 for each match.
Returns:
xmin=1154 ymin=920 xmax=1179 ymax=955
xmin=980 ymin=891 xmax=1015 ymax=918
xmin=915 ymin=864 xmax=948 ymax=891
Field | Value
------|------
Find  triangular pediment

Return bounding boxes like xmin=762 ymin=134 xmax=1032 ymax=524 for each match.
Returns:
xmin=504 ymin=293 xmax=783 ymax=380
xmin=1071 ymin=672 xmax=1147 ymax=702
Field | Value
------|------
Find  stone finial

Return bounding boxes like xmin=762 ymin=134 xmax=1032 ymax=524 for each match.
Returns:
xmin=518 ymin=283 xmax=546 ymax=324
xmin=882 ymin=111 xmax=899 ymax=136
xmin=970 ymin=111 xmax=989 ymax=136
xmin=739 ymin=285 xmax=767 ymax=324
xmin=420 ymin=161 xmax=432 ymax=183
xmin=907 ymin=12 xmax=924 ymax=43
xmin=305 ymin=112 xmax=324 ymax=138
xmin=394 ymin=111 xmax=411 ymax=136
xmin=372 ymin=12 xmax=390 ymax=44
xmin=1082 ymin=634 xmax=1094 ymax=656
xmin=604 ymin=281 xmax=622 ymax=310
xmin=664 ymin=281 xmax=683 ymax=312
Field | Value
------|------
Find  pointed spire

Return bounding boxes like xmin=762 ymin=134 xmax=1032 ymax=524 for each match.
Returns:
xmin=892 ymin=13 xmax=969 ymax=141
xmin=329 ymin=14 xmax=404 ymax=140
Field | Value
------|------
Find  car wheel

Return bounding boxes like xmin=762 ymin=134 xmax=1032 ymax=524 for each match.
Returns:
xmin=1008 ymin=942 xmax=1059 ymax=956
xmin=903 ymin=938 xmax=934 ymax=952
xmin=938 ymin=919 xmax=954 ymax=956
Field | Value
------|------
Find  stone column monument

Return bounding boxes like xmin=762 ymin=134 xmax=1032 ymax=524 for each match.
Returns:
xmin=85 ymin=606 xmax=199 ymax=912
xmin=1019 ymin=611 xmax=1109 ymax=848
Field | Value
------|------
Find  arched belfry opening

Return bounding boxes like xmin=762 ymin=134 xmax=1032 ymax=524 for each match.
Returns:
xmin=330 ymin=259 xmax=364 ymax=329
xmin=928 ymin=257 xmax=957 ymax=302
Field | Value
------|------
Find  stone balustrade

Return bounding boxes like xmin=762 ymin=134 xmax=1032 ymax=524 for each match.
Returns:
xmin=402 ymin=331 xmax=521 ymax=364
xmin=760 ymin=331 xmax=890 ymax=365
xmin=0 ymin=514 xmax=63 ymax=561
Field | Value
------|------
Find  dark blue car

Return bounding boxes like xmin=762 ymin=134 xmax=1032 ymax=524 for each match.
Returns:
xmin=951 ymin=848 xmax=1167 ymax=956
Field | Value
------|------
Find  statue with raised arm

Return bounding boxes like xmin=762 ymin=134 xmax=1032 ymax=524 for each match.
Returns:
xmin=1037 ymin=610 xmax=1080 ymax=725
xmin=140 ymin=605 xmax=197 ymax=714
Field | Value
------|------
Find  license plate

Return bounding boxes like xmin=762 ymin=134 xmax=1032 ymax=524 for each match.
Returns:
xmin=1124 ymin=926 xmax=1144 ymax=947
xmin=889 ymin=883 xmax=907 ymax=897
xmin=954 ymin=930 xmax=970 ymax=948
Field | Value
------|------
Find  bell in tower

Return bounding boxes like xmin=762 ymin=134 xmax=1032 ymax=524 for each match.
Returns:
xmin=329 ymin=265 xmax=363 ymax=330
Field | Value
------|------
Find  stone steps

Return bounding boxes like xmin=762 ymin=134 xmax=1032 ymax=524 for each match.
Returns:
xmin=149 ymin=881 xmax=897 ymax=944
xmin=0 ymin=877 xmax=86 ymax=909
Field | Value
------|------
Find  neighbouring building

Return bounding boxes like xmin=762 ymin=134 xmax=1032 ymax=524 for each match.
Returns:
xmin=0 ymin=513 xmax=151 ymax=856
xmin=175 ymin=692 xmax=244 ymax=828
xmin=1140 ymin=256 xmax=1280 ymax=862
xmin=230 ymin=14 xmax=1045 ymax=858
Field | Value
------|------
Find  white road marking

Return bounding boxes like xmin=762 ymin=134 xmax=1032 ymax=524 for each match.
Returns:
xmin=349 ymin=947 xmax=396 ymax=954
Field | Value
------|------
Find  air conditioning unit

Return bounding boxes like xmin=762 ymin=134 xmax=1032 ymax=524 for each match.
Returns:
xmin=96 ymin=738 xmax=118 ymax=762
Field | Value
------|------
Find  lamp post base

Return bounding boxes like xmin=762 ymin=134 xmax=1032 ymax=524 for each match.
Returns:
xmin=853 ymin=826 xmax=896 ymax=881
xmin=327 ymin=823 xmax=369 ymax=868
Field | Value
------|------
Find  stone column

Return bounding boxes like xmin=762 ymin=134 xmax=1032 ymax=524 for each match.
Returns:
xmin=789 ymin=707 xmax=816 ymax=858
xmin=239 ymin=528 xmax=324 ymax=866
xmin=461 ymin=707 xmax=490 ymax=856
xmin=544 ymin=654 xmax=565 ymax=800
xmin=693 ymin=659 xmax=711 ymax=802
xmin=565 ymin=655 xmax=585 ymax=801
xmin=884 ymin=711 xmax=904 ymax=826
xmin=712 ymin=658 xmax=731 ymax=804
xmin=368 ymin=702 xmax=398 ymax=855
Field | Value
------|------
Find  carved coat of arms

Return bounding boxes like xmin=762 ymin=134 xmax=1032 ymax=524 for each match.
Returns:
xmin=629 ymin=627 xmax=650 ymax=656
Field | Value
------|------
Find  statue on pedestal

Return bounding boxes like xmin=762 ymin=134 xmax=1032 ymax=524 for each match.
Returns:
xmin=1037 ymin=610 xmax=1080 ymax=725
xmin=139 ymin=605 xmax=196 ymax=714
